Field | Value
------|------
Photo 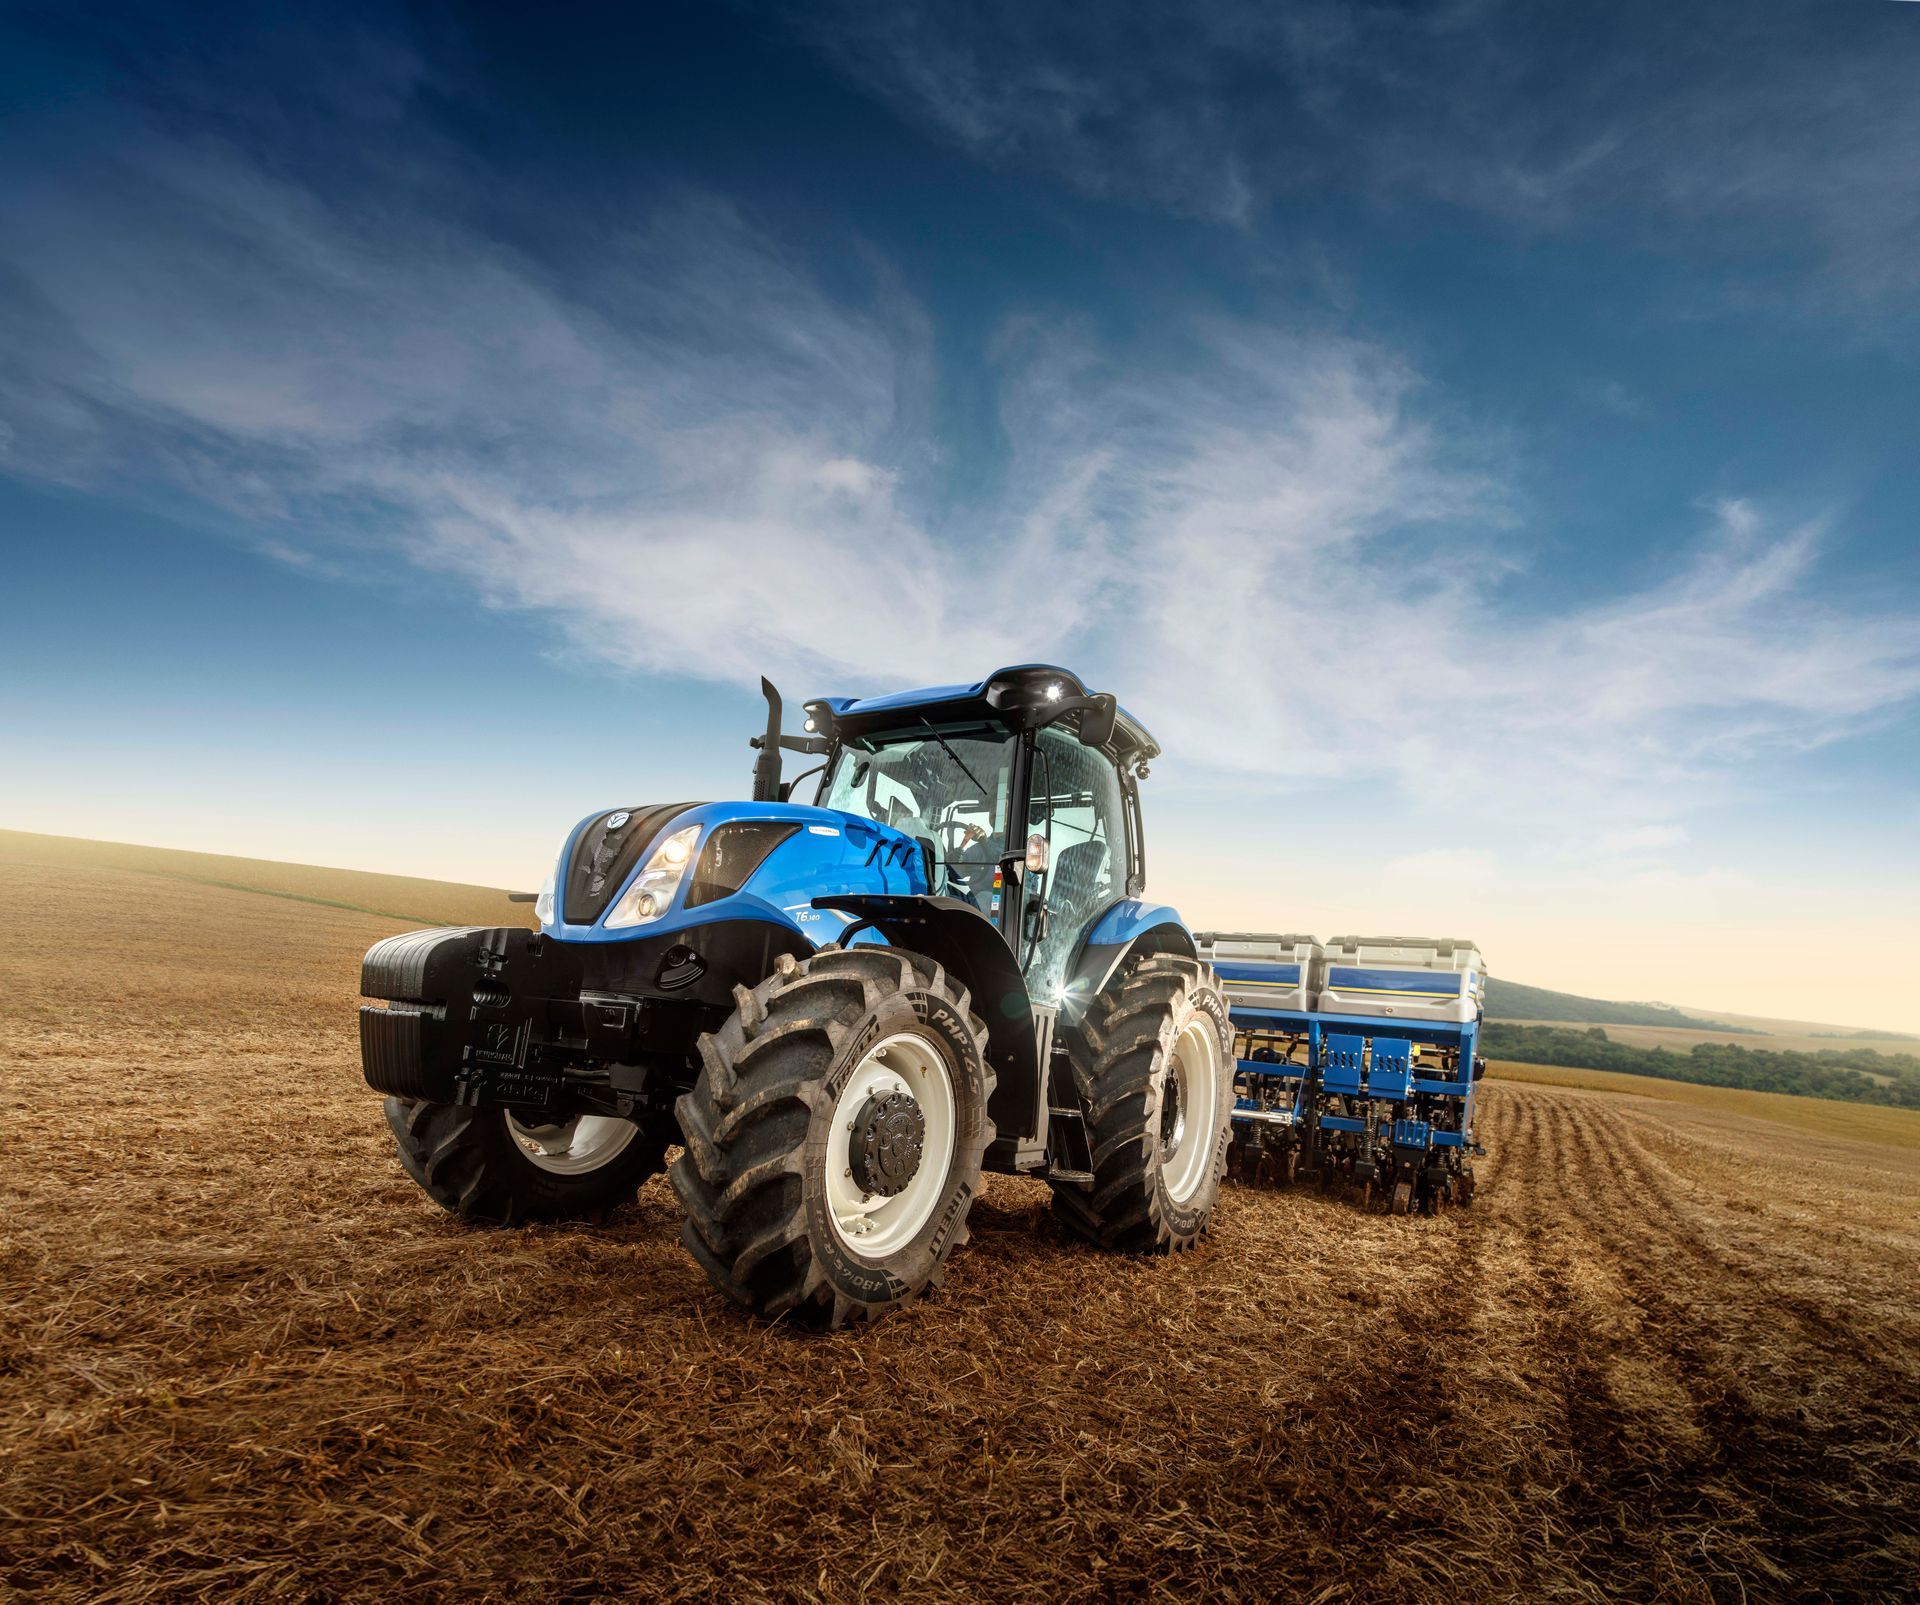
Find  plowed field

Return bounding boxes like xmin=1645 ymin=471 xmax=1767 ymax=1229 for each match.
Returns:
xmin=3 ymin=838 xmax=1916 ymax=1602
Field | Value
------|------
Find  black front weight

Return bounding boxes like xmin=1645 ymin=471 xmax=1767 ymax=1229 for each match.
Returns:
xmin=360 ymin=926 xmax=585 ymax=1104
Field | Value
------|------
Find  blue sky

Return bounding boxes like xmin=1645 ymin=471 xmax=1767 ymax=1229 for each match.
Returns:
xmin=2 ymin=1 xmax=1918 ymax=1027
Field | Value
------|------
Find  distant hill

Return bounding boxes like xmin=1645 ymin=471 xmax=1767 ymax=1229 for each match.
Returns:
xmin=4 ymin=830 xmax=1909 ymax=1051
xmin=1485 ymin=978 xmax=1756 ymax=1032
xmin=0 ymin=828 xmax=530 ymax=930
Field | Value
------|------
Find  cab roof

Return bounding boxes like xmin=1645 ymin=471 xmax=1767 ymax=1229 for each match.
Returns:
xmin=807 ymin=663 xmax=1160 ymax=763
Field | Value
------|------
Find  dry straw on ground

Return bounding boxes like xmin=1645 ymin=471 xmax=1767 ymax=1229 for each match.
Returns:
xmin=2 ymin=838 xmax=1917 ymax=1601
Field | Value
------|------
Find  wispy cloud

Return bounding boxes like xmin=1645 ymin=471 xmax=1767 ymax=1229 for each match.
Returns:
xmin=2 ymin=49 xmax=1916 ymax=856
xmin=0 ymin=117 xmax=1032 ymax=684
xmin=1385 ymin=848 xmax=1500 ymax=884
xmin=1598 ymin=824 xmax=1688 ymax=855
xmin=799 ymin=0 xmax=1920 ymax=298
xmin=1085 ymin=413 xmax=1919 ymax=834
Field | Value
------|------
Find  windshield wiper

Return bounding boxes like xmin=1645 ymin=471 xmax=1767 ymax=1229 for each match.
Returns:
xmin=917 ymin=718 xmax=990 ymax=799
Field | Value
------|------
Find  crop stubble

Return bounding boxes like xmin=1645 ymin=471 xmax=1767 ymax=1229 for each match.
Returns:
xmin=1 ymin=851 xmax=1916 ymax=1601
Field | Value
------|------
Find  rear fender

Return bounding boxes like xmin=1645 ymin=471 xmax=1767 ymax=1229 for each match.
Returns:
xmin=812 ymin=893 xmax=1042 ymax=1145
xmin=1066 ymin=899 xmax=1198 ymax=1004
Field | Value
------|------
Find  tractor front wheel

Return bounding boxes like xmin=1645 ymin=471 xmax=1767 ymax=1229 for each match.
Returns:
xmin=1050 ymin=953 xmax=1233 ymax=1253
xmin=383 ymin=1098 xmax=668 ymax=1225
xmin=671 ymin=946 xmax=995 ymax=1326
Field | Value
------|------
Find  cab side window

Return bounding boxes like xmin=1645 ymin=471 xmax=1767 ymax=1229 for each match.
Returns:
xmin=1025 ymin=728 xmax=1128 ymax=994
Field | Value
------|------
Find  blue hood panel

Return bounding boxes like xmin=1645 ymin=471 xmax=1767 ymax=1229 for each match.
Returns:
xmin=542 ymin=800 xmax=929 ymax=945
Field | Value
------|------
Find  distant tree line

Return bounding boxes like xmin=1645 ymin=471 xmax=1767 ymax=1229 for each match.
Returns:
xmin=1482 ymin=1023 xmax=1920 ymax=1110
xmin=1484 ymin=978 xmax=1755 ymax=1031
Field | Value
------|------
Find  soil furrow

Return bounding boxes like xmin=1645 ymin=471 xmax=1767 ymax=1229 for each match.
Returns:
xmin=7 ymin=861 xmax=1919 ymax=1603
xmin=1535 ymin=1090 xmax=1919 ymax=1599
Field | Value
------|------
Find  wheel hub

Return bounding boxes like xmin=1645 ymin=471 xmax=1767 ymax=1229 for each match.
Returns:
xmin=848 ymin=1089 xmax=926 ymax=1197
xmin=825 ymin=1030 xmax=958 ymax=1257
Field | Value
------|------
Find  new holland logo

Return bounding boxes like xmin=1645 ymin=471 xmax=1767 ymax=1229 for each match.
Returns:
xmin=606 ymin=811 xmax=631 ymax=829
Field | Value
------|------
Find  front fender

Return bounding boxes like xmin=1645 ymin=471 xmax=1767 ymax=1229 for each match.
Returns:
xmin=812 ymin=893 xmax=1042 ymax=1147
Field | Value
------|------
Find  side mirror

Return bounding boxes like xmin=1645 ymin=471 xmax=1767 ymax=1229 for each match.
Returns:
xmin=1075 ymin=693 xmax=1118 ymax=749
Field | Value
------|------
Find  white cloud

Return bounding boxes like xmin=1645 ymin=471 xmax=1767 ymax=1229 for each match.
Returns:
xmin=1582 ymin=380 xmax=1647 ymax=420
xmin=1598 ymin=824 xmax=1687 ymax=855
xmin=2 ymin=103 xmax=1916 ymax=857
xmin=801 ymin=0 xmax=1920 ymax=296
xmin=1623 ymin=865 xmax=1755 ymax=897
xmin=1384 ymin=848 xmax=1499 ymax=883
xmin=1068 ymin=373 xmax=1919 ymax=835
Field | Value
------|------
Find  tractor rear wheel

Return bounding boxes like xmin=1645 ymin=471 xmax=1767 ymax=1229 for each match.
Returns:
xmin=383 ymin=1098 xmax=668 ymax=1225
xmin=1050 ymin=953 xmax=1232 ymax=1253
xmin=671 ymin=946 xmax=994 ymax=1326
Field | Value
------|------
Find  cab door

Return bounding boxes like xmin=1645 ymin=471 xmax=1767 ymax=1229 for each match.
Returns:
xmin=1020 ymin=726 xmax=1129 ymax=997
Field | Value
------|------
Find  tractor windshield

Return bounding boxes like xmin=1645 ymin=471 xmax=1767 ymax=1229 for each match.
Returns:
xmin=821 ymin=726 xmax=1016 ymax=915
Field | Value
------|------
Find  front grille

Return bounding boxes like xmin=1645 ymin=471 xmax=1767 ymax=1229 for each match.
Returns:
xmin=561 ymin=801 xmax=704 ymax=926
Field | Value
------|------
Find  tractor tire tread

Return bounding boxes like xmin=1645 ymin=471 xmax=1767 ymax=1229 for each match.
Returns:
xmin=673 ymin=948 xmax=994 ymax=1326
xmin=383 ymin=1095 xmax=667 ymax=1226
xmin=1047 ymin=955 xmax=1231 ymax=1254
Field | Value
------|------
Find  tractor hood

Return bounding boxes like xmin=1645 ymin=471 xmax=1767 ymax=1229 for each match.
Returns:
xmin=542 ymin=799 xmax=930 ymax=946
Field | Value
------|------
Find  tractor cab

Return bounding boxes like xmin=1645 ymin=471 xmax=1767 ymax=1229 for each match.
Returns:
xmin=788 ymin=664 xmax=1159 ymax=999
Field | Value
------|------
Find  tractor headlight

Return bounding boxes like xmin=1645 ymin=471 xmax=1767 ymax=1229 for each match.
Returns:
xmin=533 ymin=868 xmax=556 ymax=926
xmin=605 ymin=825 xmax=701 ymax=929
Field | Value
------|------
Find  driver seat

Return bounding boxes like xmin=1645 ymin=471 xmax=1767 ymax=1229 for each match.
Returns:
xmin=1050 ymin=839 xmax=1111 ymax=931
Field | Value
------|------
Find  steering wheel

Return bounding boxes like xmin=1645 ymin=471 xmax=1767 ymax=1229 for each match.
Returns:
xmin=939 ymin=820 xmax=988 ymax=857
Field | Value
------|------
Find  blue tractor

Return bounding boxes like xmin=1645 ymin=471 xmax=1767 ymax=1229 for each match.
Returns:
xmin=359 ymin=665 xmax=1233 ymax=1325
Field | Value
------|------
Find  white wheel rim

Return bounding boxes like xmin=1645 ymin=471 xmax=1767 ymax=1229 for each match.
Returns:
xmin=504 ymin=1111 xmax=639 ymax=1176
xmin=825 ymin=1030 xmax=957 ymax=1257
xmin=1161 ymin=1015 xmax=1223 ymax=1205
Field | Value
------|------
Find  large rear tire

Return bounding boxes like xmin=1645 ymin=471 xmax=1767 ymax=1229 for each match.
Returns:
xmin=1050 ymin=953 xmax=1232 ymax=1253
xmin=670 ymin=946 xmax=994 ymax=1327
xmin=383 ymin=1098 xmax=669 ymax=1225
